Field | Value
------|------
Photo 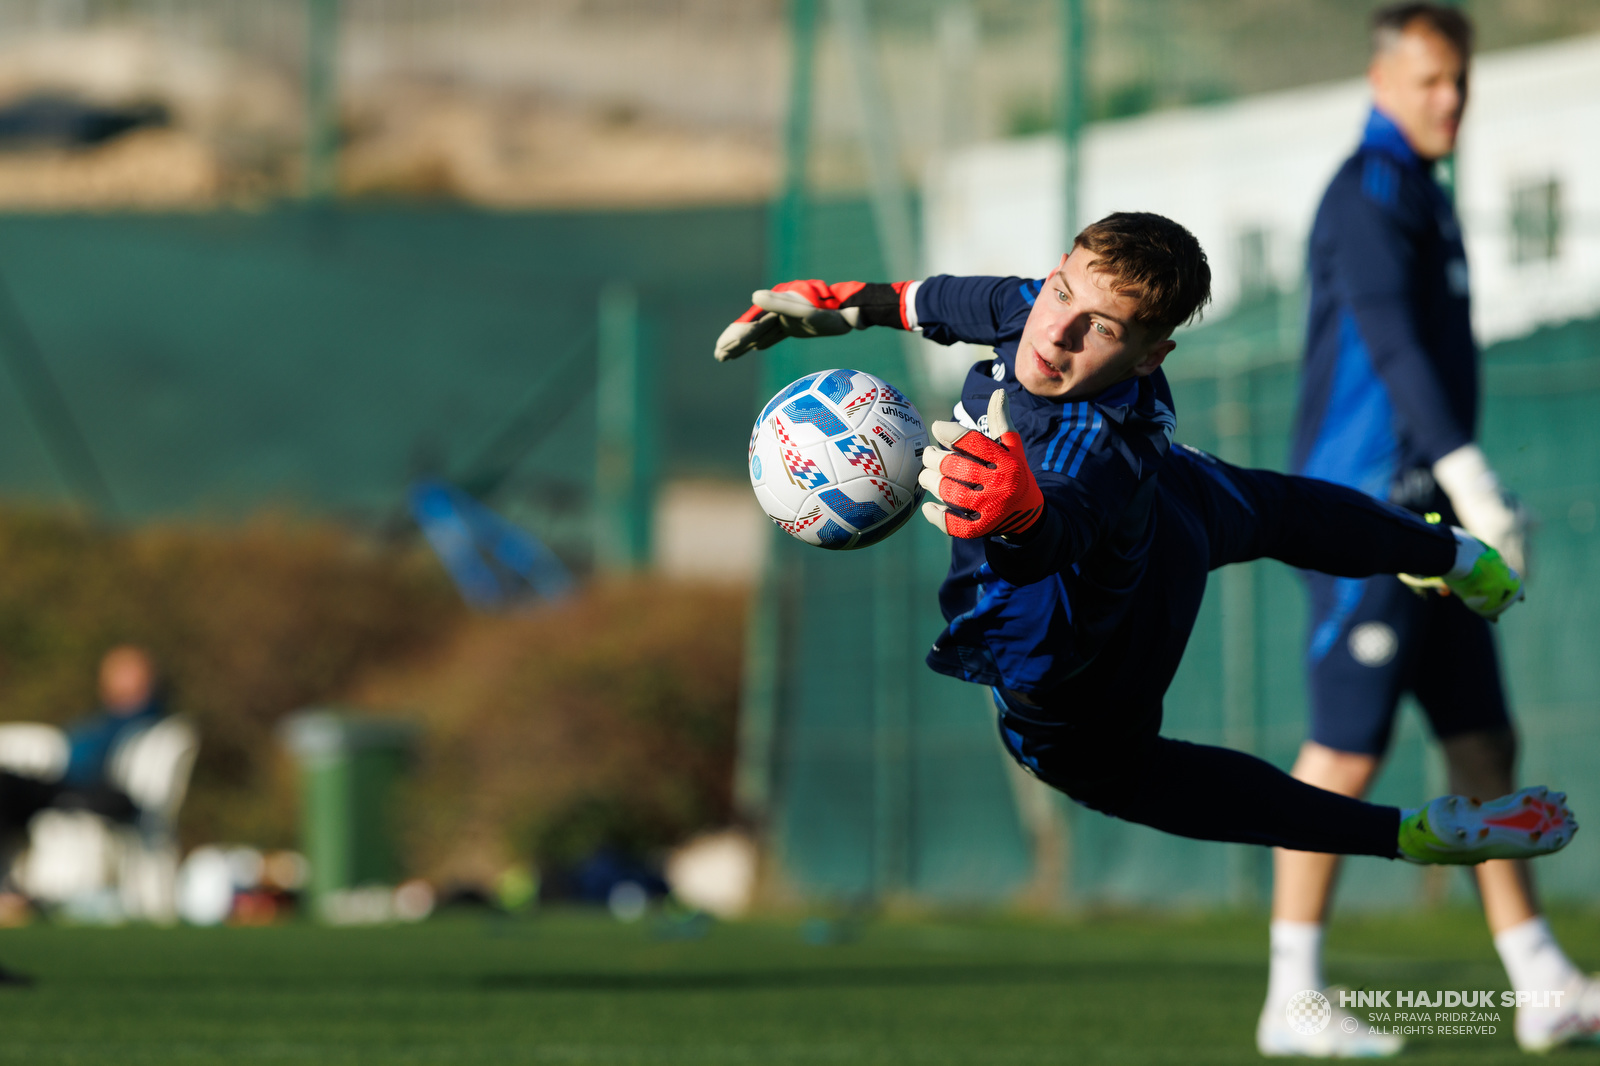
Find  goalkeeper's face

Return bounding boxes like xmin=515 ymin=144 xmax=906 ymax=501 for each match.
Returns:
xmin=1014 ymin=248 xmax=1175 ymax=401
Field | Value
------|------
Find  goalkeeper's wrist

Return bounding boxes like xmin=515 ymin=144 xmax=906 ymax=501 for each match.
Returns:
xmin=996 ymin=516 xmax=1044 ymax=545
xmin=981 ymin=505 xmax=1059 ymax=586
xmin=993 ymin=502 xmax=1051 ymax=546
xmin=840 ymin=280 xmax=917 ymax=330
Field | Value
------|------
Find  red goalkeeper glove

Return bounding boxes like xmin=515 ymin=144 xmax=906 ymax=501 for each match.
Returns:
xmin=713 ymin=279 xmax=913 ymax=362
xmin=918 ymin=389 xmax=1045 ymax=539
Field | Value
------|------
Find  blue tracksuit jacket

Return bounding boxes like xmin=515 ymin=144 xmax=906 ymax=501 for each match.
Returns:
xmin=913 ymin=274 xmax=1177 ymax=694
xmin=1290 ymin=107 xmax=1477 ymax=507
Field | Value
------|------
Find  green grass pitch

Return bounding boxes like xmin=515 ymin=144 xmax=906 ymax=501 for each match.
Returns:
xmin=1 ymin=909 xmax=1598 ymax=1064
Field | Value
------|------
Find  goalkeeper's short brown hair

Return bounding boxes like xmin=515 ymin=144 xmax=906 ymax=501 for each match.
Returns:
xmin=1073 ymin=212 xmax=1212 ymax=338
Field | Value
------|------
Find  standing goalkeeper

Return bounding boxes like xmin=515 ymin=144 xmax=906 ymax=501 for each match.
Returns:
xmin=1258 ymin=3 xmax=1599 ymax=1056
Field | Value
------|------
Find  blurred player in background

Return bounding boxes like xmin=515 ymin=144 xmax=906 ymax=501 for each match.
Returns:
xmin=58 ymin=646 xmax=166 ymax=804
xmin=0 ymin=645 xmax=166 ymax=984
xmin=715 ymin=213 xmax=1572 ymax=885
xmin=1258 ymin=4 xmax=1599 ymax=1056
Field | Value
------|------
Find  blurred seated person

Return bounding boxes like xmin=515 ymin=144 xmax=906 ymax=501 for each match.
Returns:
xmin=0 ymin=646 xmax=164 ymax=988
xmin=0 ymin=645 xmax=166 ymax=839
xmin=57 ymin=645 xmax=165 ymax=815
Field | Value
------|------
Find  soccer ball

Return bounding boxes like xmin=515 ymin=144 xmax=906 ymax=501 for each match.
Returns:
xmin=748 ymin=368 xmax=927 ymax=550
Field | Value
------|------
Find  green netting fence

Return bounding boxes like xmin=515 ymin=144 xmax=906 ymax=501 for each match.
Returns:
xmin=1 ymin=202 xmax=1596 ymax=909
xmin=0 ymin=207 xmax=768 ymax=564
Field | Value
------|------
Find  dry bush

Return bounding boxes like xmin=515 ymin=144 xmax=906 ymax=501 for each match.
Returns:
xmin=0 ymin=508 xmax=748 ymax=881
xmin=348 ymin=579 xmax=747 ymax=886
xmin=0 ymin=507 xmax=459 ymax=847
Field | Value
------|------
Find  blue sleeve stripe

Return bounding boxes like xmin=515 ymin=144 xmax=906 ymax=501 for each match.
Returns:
xmin=1040 ymin=402 xmax=1102 ymax=475
xmin=1063 ymin=412 xmax=1105 ymax=478
xmin=1361 ymin=156 xmax=1399 ymax=208
xmin=1036 ymin=403 xmax=1088 ymax=470
xmin=1018 ymin=278 xmax=1043 ymax=305
xmin=1048 ymin=410 xmax=1087 ymax=473
xmin=1041 ymin=404 xmax=1081 ymax=470
xmin=1298 ymin=311 xmax=1399 ymax=497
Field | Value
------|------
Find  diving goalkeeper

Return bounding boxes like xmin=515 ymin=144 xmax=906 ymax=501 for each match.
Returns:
xmin=713 ymin=210 xmax=1574 ymax=867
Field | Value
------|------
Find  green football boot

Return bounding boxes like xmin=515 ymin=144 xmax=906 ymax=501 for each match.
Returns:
xmin=1399 ymin=787 xmax=1577 ymax=865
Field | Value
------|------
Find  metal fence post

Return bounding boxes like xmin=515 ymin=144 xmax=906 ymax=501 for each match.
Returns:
xmin=595 ymin=283 xmax=653 ymax=570
xmin=1058 ymin=0 xmax=1086 ymax=249
xmin=829 ymin=0 xmax=930 ymax=407
xmin=737 ymin=0 xmax=819 ymax=830
xmin=873 ymin=529 xmax=913 ymax=897
xmin=305 ymin=0 xmax=340 ymax=200
xmin=1216 ymin=362 xmax=1260 ymax=905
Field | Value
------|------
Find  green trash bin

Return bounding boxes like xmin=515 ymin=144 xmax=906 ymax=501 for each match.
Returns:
xmin=282 ymin=710 xmax=420 ymax=921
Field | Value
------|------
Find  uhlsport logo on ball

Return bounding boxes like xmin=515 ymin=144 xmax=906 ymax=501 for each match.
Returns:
xmin=1286 ymin=990 xmax=1333 ymax=1035
xmin=749 ymin=368 xmax=927 ymax=550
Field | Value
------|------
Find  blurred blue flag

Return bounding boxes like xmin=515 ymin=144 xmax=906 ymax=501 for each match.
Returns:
xmin=408 ymin=479 xmax=573 ymax=610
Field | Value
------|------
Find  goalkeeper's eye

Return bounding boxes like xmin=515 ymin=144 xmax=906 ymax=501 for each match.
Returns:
xmin=1054 ymin=287 xmax=1068 ymax=303
xmin=1094 ymin=321 xmax=1111 ymax=336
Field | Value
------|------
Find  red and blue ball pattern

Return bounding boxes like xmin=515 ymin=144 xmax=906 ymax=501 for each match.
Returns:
xmin=749 ymin=369 xmax=927 ymax=550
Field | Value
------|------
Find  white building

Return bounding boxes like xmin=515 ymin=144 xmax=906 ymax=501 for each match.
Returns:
xmin=923 ymin=33 xmax=1600 ymax=357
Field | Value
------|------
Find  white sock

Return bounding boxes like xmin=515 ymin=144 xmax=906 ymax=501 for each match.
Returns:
xmin=1267 ymin=920 xmax=1325 ymax=1009
xmin=1495 ymin=916 xmax=1581 ymax=997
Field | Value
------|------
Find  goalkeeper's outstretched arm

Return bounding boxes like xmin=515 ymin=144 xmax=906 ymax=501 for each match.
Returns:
xmin=712 ymin=279 xmax=915 ymax=362
xmin=712 ymin=274 xmax=1035 ymax=362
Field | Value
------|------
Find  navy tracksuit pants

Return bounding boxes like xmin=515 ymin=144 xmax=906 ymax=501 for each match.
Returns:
xmin=994 ymin=445 xmax=1459 ymax=858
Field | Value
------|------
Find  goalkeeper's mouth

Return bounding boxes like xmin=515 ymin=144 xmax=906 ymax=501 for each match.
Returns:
xmin=1029 ymin=344 xmax=1066 ymax=380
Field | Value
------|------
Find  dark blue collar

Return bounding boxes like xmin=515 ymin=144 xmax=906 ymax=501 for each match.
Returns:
xmin=1361 ymin=107 xmax=1424 ymax=169
xmin=1094 ymin=376 xmax=1141 ymax=409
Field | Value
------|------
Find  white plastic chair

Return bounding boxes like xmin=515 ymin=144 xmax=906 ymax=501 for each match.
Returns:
xmin=109 ymin=716 xmax=199 ymax=821
xmin=16 ymin=717 xmax=199 ymax=923
xmin=0 ymin=723 xmax=68 ymax=782
xmin=0 ymin=722 xmax=69 ymax=897
xmin=110 ymin=717 xmax=200 ymax=923
xmin=14 ymin=809 xmax=117 ymax=906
